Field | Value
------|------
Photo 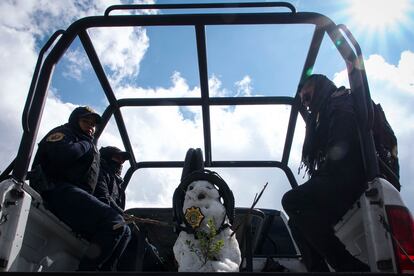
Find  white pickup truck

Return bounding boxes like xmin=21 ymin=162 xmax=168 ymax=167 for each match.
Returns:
xmin=0 ymin=2 xmax=413 ymax=274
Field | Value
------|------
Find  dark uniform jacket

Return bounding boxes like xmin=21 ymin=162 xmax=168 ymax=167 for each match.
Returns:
xmin=303 ymin=87 xmax=366 ymax=221
xmin=311 ymin=88 xmax=364 ymax=177
xmin=31 ymin=123 xmax=100 ymax=194
xmin=94 ymin=159 xmax=126 ymax=214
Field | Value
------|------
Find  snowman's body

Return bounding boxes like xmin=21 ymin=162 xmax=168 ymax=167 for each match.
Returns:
xmin=173 ymin=180 xmax=241 ymax=272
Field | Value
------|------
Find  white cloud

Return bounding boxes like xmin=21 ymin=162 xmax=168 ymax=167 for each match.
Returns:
xmin=62 ymin=49 xmax=90 ymax=81
xmin=234 ymin=75 xmax=253 ymax=96
xmin=116 ymin=71 xmax=199 ymax=99
xmin=0 ymin=26 xmax=37 ymax=165
xmin=60 ymin=25 xmax=151 ymax=84
xmin=89 ymin=26 xmax=149 ymax=84
xmin=208 ymin=74 xmax=231 ymax=97
xmin=0 ymin=1 xmax=116 ymax=38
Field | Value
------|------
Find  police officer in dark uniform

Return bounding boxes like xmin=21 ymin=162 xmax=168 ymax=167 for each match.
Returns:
xmin=94 ymin=146 xmax=129 ymax=215
xmin=94 ymin=146 xmax=164 ymax=271
xmin=31 ymin=106 xmax=131 ymax=271
xmin=281 ymin=75 xmax=370 ymax=272
xmin=93 ymin=146 xmax=134 ymax=271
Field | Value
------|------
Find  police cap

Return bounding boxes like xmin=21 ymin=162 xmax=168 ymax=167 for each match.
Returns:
xmin=100 ymin=146 xmax=131 ymax=161
xmin=69 ymin=106 xmax=102 ymax=124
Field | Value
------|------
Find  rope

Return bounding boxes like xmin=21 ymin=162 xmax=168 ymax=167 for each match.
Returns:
xmin=113 ymin=214 xmax=173 ymax=230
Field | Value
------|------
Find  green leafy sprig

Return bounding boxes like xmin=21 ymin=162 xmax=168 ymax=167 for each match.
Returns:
xmin=185 ymin=218 xmax=225 ymax=265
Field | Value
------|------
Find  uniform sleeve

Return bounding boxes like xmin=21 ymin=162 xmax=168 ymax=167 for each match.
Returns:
xmin=95 ymin=171 xmax=125 ymax=214
xmin=108 ymin=197 xmax=125 ymax=215
xmin=44 ymin=130 xmax=93 ymax=167
xmin=119 ymin=189 xmax=126 ymax=210
xmin=107 ymin=179 xmax=125 ymax=214
xmin=94 ymin=172 xmax=111 ymax=206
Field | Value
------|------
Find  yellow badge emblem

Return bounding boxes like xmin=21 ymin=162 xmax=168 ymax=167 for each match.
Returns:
xmin=46 ymin=132 xmax=65 ymax=142
xmin=184 ymin=206 xmax=205 ymax=229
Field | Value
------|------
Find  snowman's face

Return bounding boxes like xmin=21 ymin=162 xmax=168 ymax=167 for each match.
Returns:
xmin=183 ymin=180 xmax=226 ymax=230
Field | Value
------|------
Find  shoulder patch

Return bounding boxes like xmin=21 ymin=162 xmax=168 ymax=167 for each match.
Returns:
xmin=46 ymin=132 xmax=65 ymax=142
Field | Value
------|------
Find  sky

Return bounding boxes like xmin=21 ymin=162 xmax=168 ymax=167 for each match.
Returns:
xmin=1 ymin=0 xmax=413 ymax=217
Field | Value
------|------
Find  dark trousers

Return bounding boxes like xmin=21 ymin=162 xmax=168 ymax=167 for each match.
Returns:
xmin=43 ymin=183 xmax=131 ymax=271
xmin=117 ymin=225 xmax=141 ymax=271
xmin=282 ymin=175 xmax=369 ymax=272
xmin=117 ymin=223 xmax=166 ymax=271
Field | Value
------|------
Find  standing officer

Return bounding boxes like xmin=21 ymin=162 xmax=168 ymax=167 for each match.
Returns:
xmin=31 ymin=106 xmax=131 ymax=271
xmin=281 ymin=75 xmax=370 ymax=272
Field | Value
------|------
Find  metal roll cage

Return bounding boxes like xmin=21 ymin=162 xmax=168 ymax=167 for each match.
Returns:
xmin=2 ymin=2 xmax=379 ymax=191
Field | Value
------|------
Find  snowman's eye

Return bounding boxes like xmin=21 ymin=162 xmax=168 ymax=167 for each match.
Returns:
xmin=188 ymin=185 xmax=194 ymax=191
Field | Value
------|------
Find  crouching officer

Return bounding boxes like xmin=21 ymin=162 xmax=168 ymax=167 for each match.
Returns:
xmin=95 ymin=146 xmax=165 ymax=271
xmin=30 ymin=106 xmax=131 ymax=271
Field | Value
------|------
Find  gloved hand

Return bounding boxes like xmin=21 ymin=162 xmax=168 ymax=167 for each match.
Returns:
xmin=123 ymin=213 xmax=135 ymax=222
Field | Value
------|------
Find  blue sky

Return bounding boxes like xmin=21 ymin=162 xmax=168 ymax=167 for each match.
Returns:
xmin=1 ymin=0 xmax=413 ymax=214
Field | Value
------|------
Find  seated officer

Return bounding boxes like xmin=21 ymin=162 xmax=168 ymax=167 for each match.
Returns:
xmin=94 ymin=146 xmax=130 ymax=215
xmin=95 ymin=146 xmax=164 ymax=271
xmin=282 ymin=75 xmax=369 ymax=272
xmin=31 ymin=106 xmax=131 ymax=271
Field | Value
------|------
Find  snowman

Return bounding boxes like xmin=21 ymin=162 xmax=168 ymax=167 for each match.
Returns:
xmin=173 ymin=167 xmax=241 ymax=272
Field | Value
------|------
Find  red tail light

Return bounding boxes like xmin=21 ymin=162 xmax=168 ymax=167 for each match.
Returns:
xmin=385 ymin=205 xmax=414 ymax=274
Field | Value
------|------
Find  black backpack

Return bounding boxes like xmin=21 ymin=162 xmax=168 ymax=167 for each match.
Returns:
xmin=372 ymin=102 xmax=400 ymax=191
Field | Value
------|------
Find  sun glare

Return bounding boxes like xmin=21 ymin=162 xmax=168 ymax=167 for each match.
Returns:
xmin=349 ymin=0 xmax=409 ymax=29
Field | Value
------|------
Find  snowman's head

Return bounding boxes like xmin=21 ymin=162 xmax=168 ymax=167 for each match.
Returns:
xmin=173 ymin=170 xmax=235 ymax=234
